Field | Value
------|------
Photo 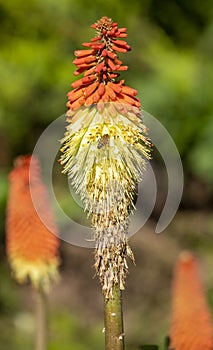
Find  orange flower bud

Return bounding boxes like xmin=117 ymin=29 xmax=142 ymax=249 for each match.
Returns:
xmin=83 ymin=81 xmax=99 ymax=98
xmin=108 ymin=81 xmax=122 ymax=94
xmin=117 ymin=66 xmax=128 ymax=71
xmin=74 ymin=49 xmax=94 ymax=57
xmin=97 ymin=83 xmax=105 ymax=96
xmin=107 ymin=58 xmax=118 ymax=71
xmin=105 ymin=84 xmax=117 ymax=100
xmin=122 ymin=86 xmax=138 ymax=97
xmin=111 ymin=39 xmax=130 ymax=50
xmin=67 ymin=88 xmax=83 ymax=102
xmin=111 ymin=45 xmax=128 ymax=53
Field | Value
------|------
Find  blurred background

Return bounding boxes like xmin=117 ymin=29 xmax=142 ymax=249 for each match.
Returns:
xmin=0 ymin=0 xmax=213 ymax=349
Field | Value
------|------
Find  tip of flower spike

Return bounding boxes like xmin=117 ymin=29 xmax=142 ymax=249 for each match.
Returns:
xmin=10 ymin=154 xmax=40 ymax=185
xmin=14 ymin=154 xmax=31 ymax=167
xmin=178 ymin=250 xmax=196 ymax=263
xmin=90 ymin=16 xmax=114 ymax=31
xmin=12 ymin=154 xmax=39 ymax=172
xmin=67 ymin=17 xmax=139 ymax=111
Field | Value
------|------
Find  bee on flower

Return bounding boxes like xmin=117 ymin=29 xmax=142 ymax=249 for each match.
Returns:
xmin=97 ymin=134 xmax=110 ymax=149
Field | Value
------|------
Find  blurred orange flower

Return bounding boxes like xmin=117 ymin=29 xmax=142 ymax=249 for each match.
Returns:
xmin=6 ymin=155 xmax=60 ymax=292
xmin=170 ymin=251 xmax=213 ymax=350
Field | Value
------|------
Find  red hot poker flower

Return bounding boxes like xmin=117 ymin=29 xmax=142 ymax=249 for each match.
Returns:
xmin=67 ymin=16 xmax=140 ymax=112
xmin=60 ymin=17 xmax=151 ymax=298
xmin=6 ymin=155 xmax=60 ymax=292
xmin=170 ymin=251 xmax=213 ymax=350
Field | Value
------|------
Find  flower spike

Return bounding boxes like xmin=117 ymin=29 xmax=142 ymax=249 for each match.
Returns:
xmin=6 ymin=155 xmax=60 ymax=292
xmin=60 ymin=17 xmax=151 ymax=298
xmin=170 ymin=252 xmax=213 ymax=350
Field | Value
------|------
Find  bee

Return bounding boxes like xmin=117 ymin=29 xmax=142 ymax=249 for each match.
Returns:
xmin=97 ymin=134 xmax=109 ymax=149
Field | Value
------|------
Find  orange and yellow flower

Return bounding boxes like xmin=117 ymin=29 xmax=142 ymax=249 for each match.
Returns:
xmin=60 ymin=17 xmax=151 ymax=297
xmin=6 ymin=155 xmax=60 ymax=292
xmin=170 ymin=251 xmax=213 ymax=350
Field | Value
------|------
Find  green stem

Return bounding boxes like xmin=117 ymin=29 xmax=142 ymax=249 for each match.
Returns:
xmin=104 ymin=284 xmax=125 ymax=350
xmin=34 ymin=288 xmax=48 ymax=350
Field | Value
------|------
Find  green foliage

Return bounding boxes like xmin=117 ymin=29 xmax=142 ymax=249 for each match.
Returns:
xmin=0 ymin=265 xmax=22 ymax=314
xmin=188 ymin=113 xmax=213 ymax=184
xmin=0 ymin=298 xmax=103 ymax=349
xmin=0 ymin=266 xmax=32 ymax=349
xmin=49 ymin=309 xmax=103 ymax=350
xmin=0 ymin=172 xmax=8 ymax=240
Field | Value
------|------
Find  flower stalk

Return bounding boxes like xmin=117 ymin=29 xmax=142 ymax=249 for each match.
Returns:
xmin=35 ymin=287 xmax=48 ymax=350
xmin=60 ymin=16 xmax=151 ymax=349
xmin=104 ymin=284 xmax=124 ymax=350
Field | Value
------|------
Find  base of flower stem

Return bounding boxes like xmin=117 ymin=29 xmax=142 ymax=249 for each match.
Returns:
xmin=34 ymin=287 xmax=48 ymax=350
xmin=104 ymin=284 xmax=125 ymax=350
